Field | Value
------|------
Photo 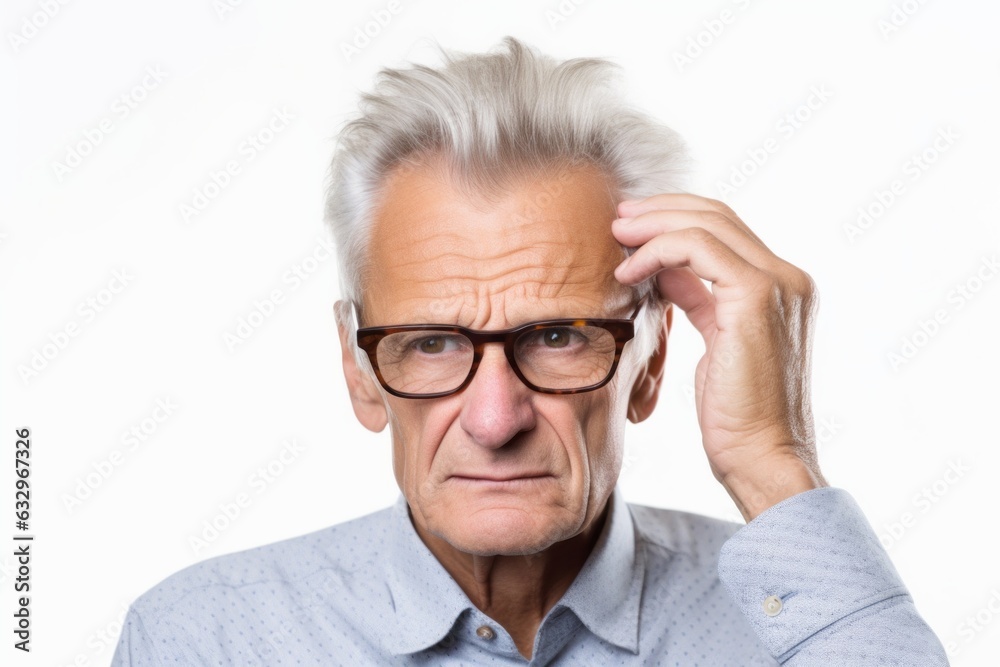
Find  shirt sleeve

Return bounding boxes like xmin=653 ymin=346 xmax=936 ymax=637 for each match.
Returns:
xmin=111 ymin=606 xmax=161 ymax=667
xmin=717 ymin=487 xmax=949 ymax=665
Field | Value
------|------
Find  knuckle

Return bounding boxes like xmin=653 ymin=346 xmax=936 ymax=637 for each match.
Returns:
xmin=772 ymin=260 xmax=815 ymax=295
xmin=733 ymin=263 xmax=778 ymax=301
xmin=789 ymin=267 xmax=817 ymax=298
xmin=799 ymin=271 xmax=820 ymax=312
xmin=770 ymin=265 xmax=820 ymax=314
xmin=683 ymin=226 xmax=716 ymax=244
xmin=747 ymin=275 xmax=778 ymax=306
xmin=704 ymin=197 xmax=737 ymax=219
xmin=696 ymin=209 xmax=731 ymax=229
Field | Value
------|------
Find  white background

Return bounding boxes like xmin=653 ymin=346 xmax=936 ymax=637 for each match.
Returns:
xmin=2 ymin=0 xmax=998 ymax=664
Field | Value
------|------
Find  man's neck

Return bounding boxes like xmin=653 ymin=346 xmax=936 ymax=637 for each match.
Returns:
xmin=411 ymin=502 xmax=610 ymax=660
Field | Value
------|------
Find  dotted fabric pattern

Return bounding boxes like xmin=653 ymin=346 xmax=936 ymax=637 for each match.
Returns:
xmin=111 ymin=487 xmax=947 ymax=666
xmin=718 ymin=487 xmax=949 ymax=665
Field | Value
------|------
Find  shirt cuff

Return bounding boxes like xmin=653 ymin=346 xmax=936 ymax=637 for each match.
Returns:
xmin=717 ymin=487 xmax=910 ymax=658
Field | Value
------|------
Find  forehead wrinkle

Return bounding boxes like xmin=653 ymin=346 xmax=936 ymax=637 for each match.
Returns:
xmin=380 ymin=277 xmax=628 ymax=330
xmin=365 ymin=159 xmax=629 ymax=328
xmin=373 ymin=236 xmax=564 ymax=287
xmin=369 ymin=239 xmax=629 ymax=325
xmin=380 ymin=232 xmax=604 ymax=286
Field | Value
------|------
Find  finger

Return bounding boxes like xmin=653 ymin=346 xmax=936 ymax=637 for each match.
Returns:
xmin=612 ymin=209 xmax=776 ymax=271
xmin=618 ymin=193 xmax=769 ymax=249
xmin=651 ymin=267 xmax=717 ymax=335
xmin=615 ymin=227 xmax=766 ymax=330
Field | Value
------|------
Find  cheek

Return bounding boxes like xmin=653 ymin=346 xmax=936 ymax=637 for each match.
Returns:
xmin=590 ymin=413 xmax=625 ymax=490
xmin=547 ymin=390 xmax=624 ymax=475
xmin=387 ymin=398 xmax=461 ymax=493
xmin=578 ymin=383 xmax=630 ymax=492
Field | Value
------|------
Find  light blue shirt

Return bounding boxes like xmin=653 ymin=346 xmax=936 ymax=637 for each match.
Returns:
xmin=112 ymin=487 xmax=948 ymax=665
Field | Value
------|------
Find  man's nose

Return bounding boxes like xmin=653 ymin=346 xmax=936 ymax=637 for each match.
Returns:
xmin=459 ymin=343 xmax=536 ymax=449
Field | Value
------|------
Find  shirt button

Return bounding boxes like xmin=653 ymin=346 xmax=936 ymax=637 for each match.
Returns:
xmin=762 ymin=595 xmax=783 ymax=617
xmin=476 ymin=625 xmax=496 ymax=640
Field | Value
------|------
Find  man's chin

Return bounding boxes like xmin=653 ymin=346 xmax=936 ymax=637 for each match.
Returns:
xmin=430 ymin=505 xmax=575 ymax=556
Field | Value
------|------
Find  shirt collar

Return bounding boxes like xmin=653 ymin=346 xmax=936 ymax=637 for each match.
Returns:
xmin=380 ymin=485 xmax=643 ymax=656
xmin=380 ymin=495 xmax=473 ymax=655
xmin=555 ymin=485 xmax=644 ymax=654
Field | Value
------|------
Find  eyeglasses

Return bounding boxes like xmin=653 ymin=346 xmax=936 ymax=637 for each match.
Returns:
xmin=355 ymin=297 xmax=646 ymax=399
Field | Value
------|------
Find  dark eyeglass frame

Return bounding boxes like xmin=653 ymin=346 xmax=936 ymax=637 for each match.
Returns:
xmin=355 ymin=296 xmax=647 ymax=399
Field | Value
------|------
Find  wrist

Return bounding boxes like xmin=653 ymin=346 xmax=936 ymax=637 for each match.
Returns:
xmin=719 ymin=453 xmax=827 ymax=522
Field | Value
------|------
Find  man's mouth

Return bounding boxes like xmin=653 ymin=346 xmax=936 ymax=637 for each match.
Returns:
xmin=449 ymin=473 xmax=553 ymax=483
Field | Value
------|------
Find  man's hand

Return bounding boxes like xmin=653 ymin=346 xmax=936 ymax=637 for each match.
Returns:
xmin=612 ymin=194 xmax=826 ymax=522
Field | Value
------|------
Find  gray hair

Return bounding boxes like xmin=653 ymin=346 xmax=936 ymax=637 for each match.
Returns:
xmin=325 ymin=36 xmax=690 ymax=377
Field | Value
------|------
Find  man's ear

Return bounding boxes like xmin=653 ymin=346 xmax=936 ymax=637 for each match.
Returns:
xmin=627 ymin=303 xmax=672 ymax=424
xmin=336 ymin=302 xmax=388 ymax=433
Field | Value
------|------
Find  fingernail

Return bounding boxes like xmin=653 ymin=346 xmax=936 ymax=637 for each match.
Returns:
xmin=614 ymin=216 xmax=634 ymax=226
xmin=619 ymin=199 xmax=640 ymax=207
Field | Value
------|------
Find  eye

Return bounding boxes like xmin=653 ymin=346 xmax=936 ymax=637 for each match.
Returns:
xmin=417 ymin=337 xmax=445 ymax=353
xmin=540 ymin=328 xmax=573 ymax=348
xmin=412 ymin=335 xmax=463 ymax=354
xmin=520 ymin=327 xmax=586 ymax=351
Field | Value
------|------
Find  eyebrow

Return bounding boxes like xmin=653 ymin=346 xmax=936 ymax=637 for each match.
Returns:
xmin=360 ymin=296 xmax=642 ymax=331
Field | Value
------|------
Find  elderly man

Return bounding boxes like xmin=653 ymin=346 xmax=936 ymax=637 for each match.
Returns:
xmin=113 ymin=38 xmax=948 ymax=665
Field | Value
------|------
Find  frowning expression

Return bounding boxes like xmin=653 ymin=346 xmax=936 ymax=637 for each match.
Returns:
xmin=343 ymin=158 xmax=655 ymax=556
